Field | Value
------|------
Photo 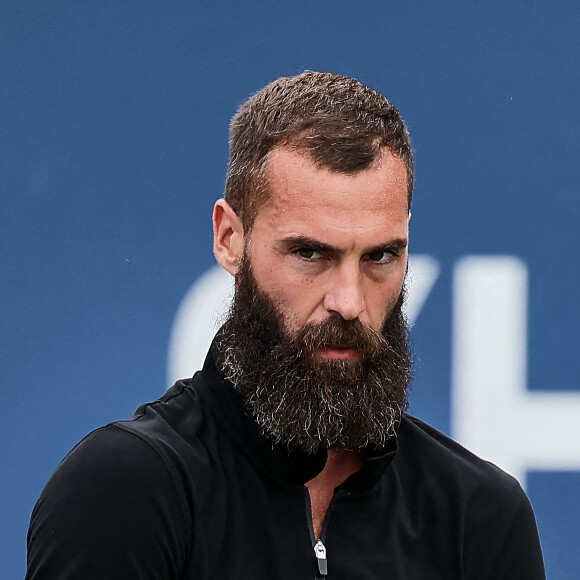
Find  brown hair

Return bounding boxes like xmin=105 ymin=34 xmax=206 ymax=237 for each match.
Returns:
xmin=225 ymin=71 xmax=414 ymax=230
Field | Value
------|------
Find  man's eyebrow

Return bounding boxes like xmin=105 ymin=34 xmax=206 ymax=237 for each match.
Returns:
xmin=278 ymin=236 xmax=336 ymax=254
xmin=372 ymin=239 xmax=409 ymax=253
xmin=278 ymin=236 xmax=408 ymax=255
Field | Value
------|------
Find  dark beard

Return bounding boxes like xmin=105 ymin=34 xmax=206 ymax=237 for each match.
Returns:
xmin=216 ymin=255 xmax=413 ymax=454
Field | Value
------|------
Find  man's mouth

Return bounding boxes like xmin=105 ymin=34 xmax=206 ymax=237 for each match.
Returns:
xmin=315 ymin=347 xmax=361 ymax=361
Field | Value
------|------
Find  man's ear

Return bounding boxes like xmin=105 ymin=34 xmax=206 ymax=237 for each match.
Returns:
xmin=212 ymin=199 xmax=245 ymax=276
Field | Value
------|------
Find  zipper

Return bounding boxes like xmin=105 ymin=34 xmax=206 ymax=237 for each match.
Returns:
xmin=313 ymin=539 xmax=328 ymax=576
xmin=304 ymin=488 xmax=343 ymax=578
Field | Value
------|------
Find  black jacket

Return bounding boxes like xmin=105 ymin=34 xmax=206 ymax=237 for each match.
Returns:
xmin=27 ymin=346 xmax=545 ymax=579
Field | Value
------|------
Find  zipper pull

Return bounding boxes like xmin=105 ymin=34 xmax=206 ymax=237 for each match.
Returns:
xmin=314 ymin=539 xmax=328 ymax=576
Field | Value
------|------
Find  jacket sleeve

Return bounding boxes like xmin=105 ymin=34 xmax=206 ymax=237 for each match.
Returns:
xmin=26 ymin=424 xmax=192 ymax=580
xmin=465 ymin=473 xmax=546 ymax=580
xmin=484 ymin=488 xmax=546 ymax=580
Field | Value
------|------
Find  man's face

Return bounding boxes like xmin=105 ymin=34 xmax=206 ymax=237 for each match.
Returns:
xmin=244 ymin=146 xmax=410 ymax=349
xmin=215 ymin=146 xmax=412 ymax=453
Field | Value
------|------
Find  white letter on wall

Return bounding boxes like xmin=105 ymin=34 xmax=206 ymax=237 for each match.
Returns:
xmin=452 ymin=256 xmax=580 ymax=487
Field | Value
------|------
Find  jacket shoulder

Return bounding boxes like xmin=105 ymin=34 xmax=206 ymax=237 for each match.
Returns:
xmin=395 ymin=415 xmax=545 ymax=579
xmin=398 ymin=414 xmax=520 ymax=492
xmin=27 ymin=424 xmax=193 ymax=579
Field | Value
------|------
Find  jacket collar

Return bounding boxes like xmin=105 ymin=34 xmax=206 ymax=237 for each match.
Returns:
xmin=196 ymin=342 xmax=398 ymax=493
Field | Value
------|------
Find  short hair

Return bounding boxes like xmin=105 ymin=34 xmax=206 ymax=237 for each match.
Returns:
xmin=225 ymin=71 xmax=414 ymax=231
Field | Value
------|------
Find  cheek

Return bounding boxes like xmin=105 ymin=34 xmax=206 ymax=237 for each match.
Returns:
xmin=277 ymin=281 xmax=319 ymax=314
xmin=270 ymin=279 xmax=325 ymax=330
xmin=367 ymin=283 xmax=403 ymax=327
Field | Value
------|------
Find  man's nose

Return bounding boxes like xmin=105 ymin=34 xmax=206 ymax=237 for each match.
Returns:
xmin=322 ymin=264 xmax=366 ymax=320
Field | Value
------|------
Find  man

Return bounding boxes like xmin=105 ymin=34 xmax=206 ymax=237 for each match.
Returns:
xmin=27 ymin=72 xmax=545 ymax=579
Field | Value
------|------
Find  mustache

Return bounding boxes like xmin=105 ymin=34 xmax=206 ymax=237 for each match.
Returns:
xmin=294 ymin=315 xmax=389 ymax=359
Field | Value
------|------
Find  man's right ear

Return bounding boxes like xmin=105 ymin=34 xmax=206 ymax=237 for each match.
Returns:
xmin=212 ymin=199 xmax=245 ymax=276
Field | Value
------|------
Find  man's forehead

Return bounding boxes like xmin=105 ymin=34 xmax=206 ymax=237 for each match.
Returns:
xmin=261 ymin=146 xmax=409 ymax=213
xmin=246 ymin=154 xmax=410 ymax=260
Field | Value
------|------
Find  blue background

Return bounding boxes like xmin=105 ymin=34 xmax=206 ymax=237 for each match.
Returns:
xmin=2 ymin=2 xmax=579 ymax=578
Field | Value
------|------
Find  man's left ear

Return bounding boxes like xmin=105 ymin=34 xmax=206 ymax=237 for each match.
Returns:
xmin=212 ymin=199 xmax=245 ymax=276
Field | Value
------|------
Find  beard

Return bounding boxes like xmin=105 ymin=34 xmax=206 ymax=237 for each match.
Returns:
xmin=216 ymin=254 xmax=413 ymax=454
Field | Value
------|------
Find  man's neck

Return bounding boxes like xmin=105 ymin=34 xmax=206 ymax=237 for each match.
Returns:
xmin=305 ymin=448 xmax=364 ymax=539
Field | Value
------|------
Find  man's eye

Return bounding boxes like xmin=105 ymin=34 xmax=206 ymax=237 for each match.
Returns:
xmin=367 ymin=250 xmax=393 ymax=263
xmin=296 ymin=248 xmax=321 ymax=260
